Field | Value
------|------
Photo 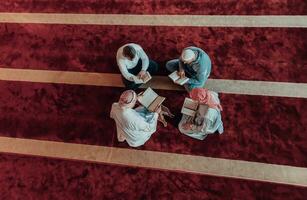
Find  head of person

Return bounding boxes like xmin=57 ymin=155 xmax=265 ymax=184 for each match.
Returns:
xmin=189 ymin=88 xmax=210 ymax=104
xmin=180 ymin=48 xmax=196 ymax=65
xmin=119 ymin=90 xmax=137 ymax=109
xmin=123 ymin=45 xmax=136 ymax=61
xmin=190 ymin=88 xmax=223 ymax=111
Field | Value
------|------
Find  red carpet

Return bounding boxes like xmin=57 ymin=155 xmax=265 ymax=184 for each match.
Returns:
xmin=0 ymin=0 xmax=306 ymax=15
xmin=0 ymin=82 xmax=306 ymax=167
xmin=1 ymin=153 xmax=307 ymax=200
xmin=1 ymin=24 xmax=306 ymax=82
xmin=1 ymin=1 xmax=307 ymax=199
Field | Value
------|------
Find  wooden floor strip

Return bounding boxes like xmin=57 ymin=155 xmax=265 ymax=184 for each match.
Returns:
xmin=0 ymin=136 xmax=306 ymax=187
xmin=0 ymin=13 xmax=306 ymax=27
xmin=0 ymin=68 xmax=306 ymax=98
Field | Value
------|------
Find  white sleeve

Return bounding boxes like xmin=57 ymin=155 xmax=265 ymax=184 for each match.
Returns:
xmin=135 ymin=113 xmax=158 ymax=132
xmin=137 ymin=47 xmax=149 ymax=71
xmin=110 ymin=104 xmax=114 ymax=119
xmin=118 ymin=60 xmax=136 ymax=82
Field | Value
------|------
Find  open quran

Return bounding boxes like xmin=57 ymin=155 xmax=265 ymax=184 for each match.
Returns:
xmin=137 ymin=87 xmax=165 ymax=112
xmin=181 ymin=98 xmax=208 ymax=117
xmin=133 ymin=72 xmax=152 ymax=84
xmin=168 ymin=71 xmax=189 ymax=85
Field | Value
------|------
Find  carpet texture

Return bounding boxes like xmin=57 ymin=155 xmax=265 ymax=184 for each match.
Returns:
xmin=1 ymin=153 xmax=307 ymax=200
xmin=1 ymin=24 xmax=306 ymax=82
xmin=0 ymin=0 xmax=306 ymax=15
xmin=0 ymin=82 xmax=306 ymax=167
xmin=0 ymin=1 xmax=307 ymax=199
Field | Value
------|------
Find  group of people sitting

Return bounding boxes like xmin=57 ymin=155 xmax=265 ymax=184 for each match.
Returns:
xmin=110 ymin=43 xmax=224 ymax=147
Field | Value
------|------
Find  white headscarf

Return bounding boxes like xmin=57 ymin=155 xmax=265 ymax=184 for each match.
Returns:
xmin=181 ymin=49 xmax=195 ymax=62
xmin=118 ymin=90 xmax=137 ymax=108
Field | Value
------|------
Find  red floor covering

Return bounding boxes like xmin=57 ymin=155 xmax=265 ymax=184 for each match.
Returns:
xmin=0 ymin=1 xmax=306 ymax=198
xmin=0 ymin=0 xmax=306 ymax=15
xmin=1 ymin=153 xmax=306 ymax=200
xmin=1 ymin=24 xmax=306 ymax=82
xmin=0 ymin=82 xmax=306 ymax=167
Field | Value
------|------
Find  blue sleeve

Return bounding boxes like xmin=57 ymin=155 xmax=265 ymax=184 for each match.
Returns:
xmin=187 ymin=61 xmax=211 ymax=89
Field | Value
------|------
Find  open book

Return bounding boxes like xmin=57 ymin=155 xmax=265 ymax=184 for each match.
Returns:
xmin=133 ymin=72 xmax=152 ymax=84
xmin=168 ymin=71 xmax=189 ymax=85
xmin=181 ymin=98 xmax=198 ymax=117
xmin=181 ymin=98 xmax=208 ymax=117
xmin=137 ymin=87 xmax=165 ymax=112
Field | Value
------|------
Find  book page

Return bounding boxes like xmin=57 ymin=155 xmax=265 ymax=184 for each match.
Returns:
xmin=133 ymin=72 xmax=151 ymax=84
xmin=176 ymin=77 xmax=189 ymax=85
xmin=148 ymin=96 xmax=165 ymax=112
xmin=133 ymin=76 xmax=144 ymax=84
xmin=183 ymin=98 xmax=198 ymax=110
xmin=181 ymin=107 xmax=196 ymax=117
xmin=168 ymin=71 xmax=180 ymax=82
xmin=142 ymin=72 xmax=152 ymax=83
xmin=137 ymin=87 xmax=158 ymax=108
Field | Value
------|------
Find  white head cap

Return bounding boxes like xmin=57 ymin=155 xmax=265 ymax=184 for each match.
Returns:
xmin=181 ymin=49 xmax=195 ymax=62
xmin=119 ymin=90 xmax=137 ymax=108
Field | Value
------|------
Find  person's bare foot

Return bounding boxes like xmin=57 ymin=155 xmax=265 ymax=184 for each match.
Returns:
xmin=160 ymin=120 xmax=167 ymax=127
xmin=161 ymin=105 xmax=175 ymax=118
xmin=158 ymin=114 xmax=168 ymax=127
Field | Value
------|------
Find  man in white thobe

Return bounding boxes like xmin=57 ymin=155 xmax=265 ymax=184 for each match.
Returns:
xmin=110 ymin=90 xmax=160 ymax=147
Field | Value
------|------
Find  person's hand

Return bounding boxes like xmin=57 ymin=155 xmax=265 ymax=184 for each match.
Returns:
xmin=138 ymin=70 xmax=146 ymax=79
xmin=177 ymin=70 xmax=185 ymax=79
xmin=155 ymin=106 xmax=162 ymax=114
xmin=182 ymin=123 xmax=192 ymax=130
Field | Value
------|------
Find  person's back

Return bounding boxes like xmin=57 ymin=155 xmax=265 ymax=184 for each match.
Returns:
xmin=166 ymin=46 xmax=211 ymax=91
xmin=116 ymin=43 xmax=145 ymax=75
xmin=110 ymin=90 xmax=158 ymax=147
xmin=201 ymin=107 xmax=223 ymax=134
xmin=116 ymin=43 xmax=159 ymax=90
xmin=186 ymin=47 xmax=211 ymax=80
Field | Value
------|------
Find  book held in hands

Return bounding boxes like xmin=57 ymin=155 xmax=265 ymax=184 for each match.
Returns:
xmin=181 ymin=98 xmax=208 ymax=117
xmin=133 ymin=72 xmax=152 ymax=84
xmin=137 ymin=87 xmax=165 ymax=112
xmin=168 ymin=71 xmax=189 ymax=85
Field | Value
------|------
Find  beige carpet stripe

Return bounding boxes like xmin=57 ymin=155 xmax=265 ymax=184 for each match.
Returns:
xmin=0 ymin=68 xmax=306 ymax=98
xmin=0 ymin=13 xmax=306 ymax=27
xmin=0 ymin=136 xmax=306 ymax=187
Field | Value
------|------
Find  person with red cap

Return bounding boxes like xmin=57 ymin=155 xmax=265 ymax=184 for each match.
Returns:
xmin=166 ymin=46 xmax=211 ymax=91
xmin=178 ymin=88 xmax=224 ymax=140
xmin=110 ymin=90 xmax=160 ymax=147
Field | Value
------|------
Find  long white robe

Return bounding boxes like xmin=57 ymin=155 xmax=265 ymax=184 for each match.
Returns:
xmin=110 ymin=103 xmax=158 ymax=147
xmin=178 ymin=107 xmax=223 ymax=140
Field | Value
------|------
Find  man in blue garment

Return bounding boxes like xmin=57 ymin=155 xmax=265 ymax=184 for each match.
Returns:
xmin=166 ymin=46 xmax=211 ymax=91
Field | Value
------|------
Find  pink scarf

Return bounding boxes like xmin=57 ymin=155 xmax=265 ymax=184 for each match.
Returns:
xmin=189 ymin=88 xmax=223 ymax=111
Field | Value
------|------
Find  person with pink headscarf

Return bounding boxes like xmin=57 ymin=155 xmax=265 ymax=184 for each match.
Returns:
xmin=189 ymin=88 xmax=223 ymax=111
xmin=178 ymin=88 xmax=224 ymax=140
xmin=110 ymin=90 xmax=160 ymax=147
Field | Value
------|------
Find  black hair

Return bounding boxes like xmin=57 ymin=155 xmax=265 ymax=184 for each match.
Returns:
xmin=123 ymin=45 xmax=136 ymax=60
